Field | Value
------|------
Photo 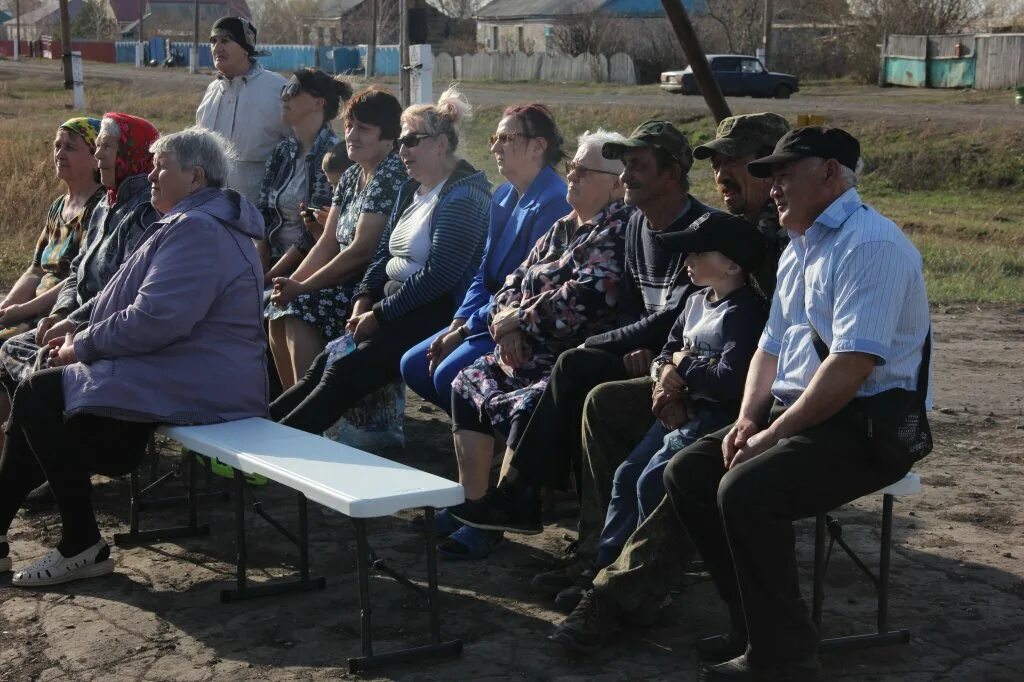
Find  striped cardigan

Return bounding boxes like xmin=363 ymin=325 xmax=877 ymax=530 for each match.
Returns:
xmin=354 ymin=160 xmax=492 ymax=324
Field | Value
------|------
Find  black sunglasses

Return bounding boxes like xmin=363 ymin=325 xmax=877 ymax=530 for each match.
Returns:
xmin=281 ymin=81 xmax=322 ymax=101
xmin=397 ymin=132 xmax=439 ymax=148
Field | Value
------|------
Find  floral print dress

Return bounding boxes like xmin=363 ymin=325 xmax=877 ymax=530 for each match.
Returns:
xmin=266 ymin=151 xmax=408 ymax=340
xmin=452 ymin=200 xmax=635 ymax=433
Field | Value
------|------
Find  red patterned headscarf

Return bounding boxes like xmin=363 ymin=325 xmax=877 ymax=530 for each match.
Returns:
xmin=101 ymin=112 xmax=159 ymax=205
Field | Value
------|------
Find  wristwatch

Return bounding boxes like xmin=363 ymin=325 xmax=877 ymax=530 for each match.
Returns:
xmin=457 ymin=325 xmax=470 ymax=339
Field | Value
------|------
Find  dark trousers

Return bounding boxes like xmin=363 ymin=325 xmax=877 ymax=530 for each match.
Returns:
xmin=0 ymin=368 xmax=154 ymax=553
xmin=508 ymin=347 xmax=629 ymax=491
xmin=663 ymin=405 xmax=912 ymax=666
xmin=270 ymin=296 xmax=452 ymax=434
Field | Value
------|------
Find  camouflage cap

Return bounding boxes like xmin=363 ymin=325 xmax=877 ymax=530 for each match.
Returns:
xmin=602 ymin=120 xmax=693 ymax=172
xmin=692 ymin=113 xmax=791 ymax=161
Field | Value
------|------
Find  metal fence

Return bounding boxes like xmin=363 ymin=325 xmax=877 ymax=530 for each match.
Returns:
xmin=881 ymin=33 xmax=1024 ymax=89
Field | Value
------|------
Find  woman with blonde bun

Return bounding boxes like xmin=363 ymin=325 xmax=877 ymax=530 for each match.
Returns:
xmin=269 ymin=85 xmax=492 ymax=434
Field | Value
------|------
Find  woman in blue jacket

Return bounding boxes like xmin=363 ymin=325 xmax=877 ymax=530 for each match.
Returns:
xmin=401 ymin=103 xmax=571 ymax=411
xmin=269 ymin=87 xmax=492 ymax=433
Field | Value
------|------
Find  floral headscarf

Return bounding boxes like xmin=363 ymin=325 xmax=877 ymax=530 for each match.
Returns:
xmin=58 ymin=117 xmax=102 ymax=152
xmin=101 ymin=112 xmax=159 ymax=205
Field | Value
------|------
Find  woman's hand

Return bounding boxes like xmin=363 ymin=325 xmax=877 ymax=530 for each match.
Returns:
xmin=348 ymin=311 xmax=380 ymax=343
xmin=658 ymin=363 xmax=686 ymax=396
xmin=47 ymin=333 xmax=78 ymax=367
xmin=490 ymin=308 xmax=520 ymax=339
xmin=270 ymin=277 xmax=306 ymax=307
xmin=496 ymin=329 xmax=529 ymax=370
xmin=40 ymin=316 xmax=74 ymax=345
xmin=427 ymin=329 xmax=464 ymax=376
xmin=300 ymin=203 xmax=328 ymax=241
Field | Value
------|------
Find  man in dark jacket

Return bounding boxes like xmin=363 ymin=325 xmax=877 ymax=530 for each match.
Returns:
xmin=450 ymin=120 xmax=716 ymax=534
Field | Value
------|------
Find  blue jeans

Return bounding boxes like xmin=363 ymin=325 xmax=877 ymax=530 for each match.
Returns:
xmin=400 ymin=328 xmax=494 ymax=412
xmin=595 ymin=407 xmax=732 ymax=568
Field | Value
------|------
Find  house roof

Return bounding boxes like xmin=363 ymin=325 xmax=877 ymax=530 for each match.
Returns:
xmin=476 ymin=0 xmax=704 ymax=20
xmin=322 ymin=0 xmax=364 ymax=17
xmin=0 ymin=10 xmax=12 ymax=24
xmin=11 ymin=0 xmax=83 ymax=26
xmin=107 ymin=0 xmax=251 ymax=25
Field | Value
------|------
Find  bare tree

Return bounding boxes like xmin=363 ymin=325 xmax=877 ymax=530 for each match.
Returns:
xmin=428 ymin=0 xmax=485 ymax=20
xmin=551 ymin=3 xmax=615 ymax=56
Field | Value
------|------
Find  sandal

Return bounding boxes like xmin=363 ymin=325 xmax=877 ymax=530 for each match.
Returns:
xmin=409 ymin=509 xmax=461 ymax=538
xmin=12 ymin=540 xmax=114 ymax=588
xmin=437 ymin=525 xmax=504 ymax=561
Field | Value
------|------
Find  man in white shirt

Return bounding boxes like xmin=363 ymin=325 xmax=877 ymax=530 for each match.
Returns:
xmin=196 ymin=17 xmax=290 ymax=203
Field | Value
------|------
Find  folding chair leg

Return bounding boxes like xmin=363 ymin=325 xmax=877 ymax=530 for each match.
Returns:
xmin=878 ymin=494 xmax=893 ymax=633
xmin=114 ymin=452 xmax=211 ymax=547
xmin=812 ymin=514 xmax=827 ymax=631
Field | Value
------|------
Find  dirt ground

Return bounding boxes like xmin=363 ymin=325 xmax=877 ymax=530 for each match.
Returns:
xmin=0 ymin=304 xmax=1022 ymax=681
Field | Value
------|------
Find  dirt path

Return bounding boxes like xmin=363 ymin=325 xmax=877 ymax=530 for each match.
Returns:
xmin=2 ymin=59 xmax=1020 ymax=131
xmin=0 ymin=304 xmax=1022 ymax=681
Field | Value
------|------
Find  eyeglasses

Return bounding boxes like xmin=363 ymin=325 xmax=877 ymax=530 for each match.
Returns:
xmin=564 ymin=161 xmax=621 ymax=179
xmin=489 ymin=132 xmax=528 ymax=146
xmin=397 ymin=132 xmax=439 ymax=148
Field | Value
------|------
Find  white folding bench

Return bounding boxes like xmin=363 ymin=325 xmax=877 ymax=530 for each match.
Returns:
xmin=154 ymin=417 xmax=465 ymax=673
xmin=812 ymin=471 xmax=923 ymax=651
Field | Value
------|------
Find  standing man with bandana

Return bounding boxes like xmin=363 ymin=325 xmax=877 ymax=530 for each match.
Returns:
xmin=197 ymin=17 xmax=290 ymax=203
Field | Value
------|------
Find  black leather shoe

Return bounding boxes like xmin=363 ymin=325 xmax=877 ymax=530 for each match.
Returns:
xmin=449 ymin=482 xmax=543 ymax=534
xmin=700 ymin=654 xmax=822 ymax=681
xmin=696 ymin=632 xmax=748 ymax=664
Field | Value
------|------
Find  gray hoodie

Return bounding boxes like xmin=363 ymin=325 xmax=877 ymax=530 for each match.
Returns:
xmin=63 ymin=187 xmax=268 ymax=424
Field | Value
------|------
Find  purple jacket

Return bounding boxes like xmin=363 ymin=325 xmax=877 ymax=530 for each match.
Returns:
xmin=63 ymin=187 xmax=268 ymax=424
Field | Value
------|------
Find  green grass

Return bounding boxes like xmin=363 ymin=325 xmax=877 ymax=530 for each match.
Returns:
xmin=2 ymin=74 xmax=1022 ymax=304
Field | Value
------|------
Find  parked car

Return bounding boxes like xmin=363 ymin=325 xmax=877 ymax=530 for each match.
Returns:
xmin=660 ymin=55 xmax=799 ymax=99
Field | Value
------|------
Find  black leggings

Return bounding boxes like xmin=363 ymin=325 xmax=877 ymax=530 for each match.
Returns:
xmin=0 ymin=368 xmax=154 ymax=555
xmin=449 ymin=389 xmax=528 ymax=451
xmin=270 ymin=296 xmax=453 ymax=434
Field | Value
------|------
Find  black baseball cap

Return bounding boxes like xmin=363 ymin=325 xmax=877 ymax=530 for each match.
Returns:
xmin=657 ymin=212 xmax=766 ymax=274
xmin=747 ymin=126 xmax=860 ymax=178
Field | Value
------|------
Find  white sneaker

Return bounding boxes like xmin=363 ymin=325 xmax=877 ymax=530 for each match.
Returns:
xmin=11 ymin=540 xmax=114 ymax=587
xmin=0 ymin=534 xmax=10 ymax=572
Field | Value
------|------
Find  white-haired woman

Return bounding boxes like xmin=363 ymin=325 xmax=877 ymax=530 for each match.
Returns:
xmin=0 ymin=127 xmax=267 ymax=588
xmin=437 ymin=130 xmax=637 ymax=559
xmin=269 ymin=86 xmax=491 ymax=434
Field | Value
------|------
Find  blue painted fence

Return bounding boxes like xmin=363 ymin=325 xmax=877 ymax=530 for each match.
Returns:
xmin=114 ymin=42 xmax=398 ymax=75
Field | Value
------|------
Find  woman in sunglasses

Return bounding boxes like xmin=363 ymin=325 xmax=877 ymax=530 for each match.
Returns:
xmin=439 ymin=130 xmax=635 ymax=559
xmin=268 ymin=85 xmax=491 ymax=435
xmin=401 ymin=102 xmax=571 ymax=412
xmin=256 ymin=69 xmax=352 ymax=290
xmin=267 ymin=87 xmax=407 ymax=388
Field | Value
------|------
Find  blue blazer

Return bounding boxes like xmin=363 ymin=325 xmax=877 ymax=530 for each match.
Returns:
xmin=455 ymin=164 xmax=571 ymax=335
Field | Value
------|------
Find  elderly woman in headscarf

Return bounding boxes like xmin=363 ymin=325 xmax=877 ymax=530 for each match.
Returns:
xmin=0 ymin=118 xmax=105 ymax=342
xmin=0 ymin=127 xmax=267 ymax=588
xmin=0 ymin=113 xmax=160 ymax=456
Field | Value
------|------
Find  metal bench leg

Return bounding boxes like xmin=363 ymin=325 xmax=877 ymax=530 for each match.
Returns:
xmin=347 ymin=509 xmax=463 ymax=673
xmin=221 ymin=480 xmax=326 ymax=603
xmin=114 ymin=449 xmax=211 ymax=547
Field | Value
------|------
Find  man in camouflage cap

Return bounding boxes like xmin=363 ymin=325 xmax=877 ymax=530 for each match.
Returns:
xmin=693 ymin=112 xmax=790 ymax=297
xmin=550 ymin=114 xmax=793 ymax=658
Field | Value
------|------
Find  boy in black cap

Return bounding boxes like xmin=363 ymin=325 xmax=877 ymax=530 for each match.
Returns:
xmin=584 ymin=213 xmax=768 ymax=573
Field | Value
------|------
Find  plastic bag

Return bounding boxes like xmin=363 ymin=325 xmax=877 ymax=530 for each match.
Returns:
xmin=321 ymin=333 xmax=405 ymax=450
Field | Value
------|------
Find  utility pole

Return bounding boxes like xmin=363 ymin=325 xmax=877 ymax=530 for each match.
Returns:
xmin=59 ymin=0 xmax=71 ymax=86
xmin=191 ymin=0 xmax=199 ymax=74
xmin=659 ymin=0 xmax=731 ymax=123
xmin=367 ymin=0 xmax=378 ymax=78
xmin=137 ymin=0 xmax=145 ymax=67
xmin=13 ymin=0 xmax=20 ymax=60
xmin=399 ymin=0 xmax=409 ymax=106
xmin=762 ymin=0 xmax=774 ymax=69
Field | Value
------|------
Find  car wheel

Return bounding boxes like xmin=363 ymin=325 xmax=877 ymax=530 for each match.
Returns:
xmin=773 ymin=84 xmax=793 ymax=99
